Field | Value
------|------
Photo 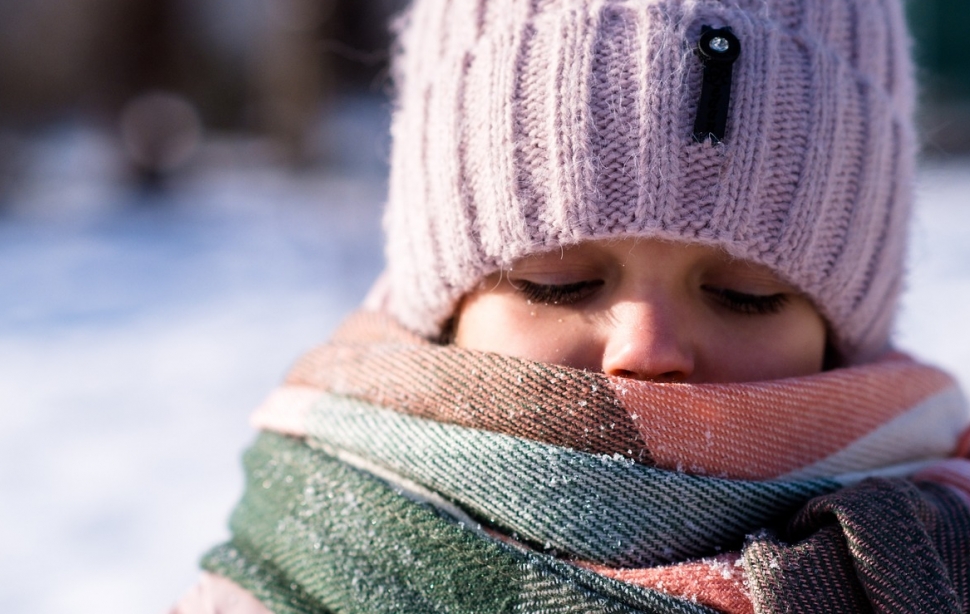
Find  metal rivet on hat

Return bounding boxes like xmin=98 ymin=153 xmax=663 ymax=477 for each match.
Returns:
xmin=697 ymin=27 xmax=740 ymax=63
xmin=709 ymin=36 xmax=730 ymax=53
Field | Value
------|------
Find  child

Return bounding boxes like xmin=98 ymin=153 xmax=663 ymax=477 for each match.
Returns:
xmin=174 ymin=0 xmax=970 ymax=612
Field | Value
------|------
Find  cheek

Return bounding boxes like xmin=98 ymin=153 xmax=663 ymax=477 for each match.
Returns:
xmin=708 ymin=305 xmax=827 ymax=381
xmin=454 ymin=293 xmax=599 ymax=367
xmin=453 ymin=292 xmax=543 ymax=358
xmin=776 ymin=303 xmax=829 ymax=372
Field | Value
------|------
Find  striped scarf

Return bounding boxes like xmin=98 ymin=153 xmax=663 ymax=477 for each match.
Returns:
xmin=202 ymin=312 xmax=970 ymax=613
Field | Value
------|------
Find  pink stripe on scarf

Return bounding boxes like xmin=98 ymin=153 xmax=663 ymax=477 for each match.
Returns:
xmin=578 ymin=555 xmax=753 ymax=614
xmin=620 ymin=354 xmax=961 ymax=478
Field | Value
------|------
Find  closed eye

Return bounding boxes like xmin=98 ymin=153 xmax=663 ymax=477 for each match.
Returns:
xmin=511 ymin=279 xmax=604 ymax=305
xmin=703 ymin=286 xmax=789 ymax=315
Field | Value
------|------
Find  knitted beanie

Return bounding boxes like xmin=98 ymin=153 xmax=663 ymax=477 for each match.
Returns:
xmin=383 ymin=0 xmax=917 ymax=365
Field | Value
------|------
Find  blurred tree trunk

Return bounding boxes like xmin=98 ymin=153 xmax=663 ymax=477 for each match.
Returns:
xmin=252 ymin=0 xmax=335 ymax=166
xmin=906 ymin=0 xmax=970 ymax=154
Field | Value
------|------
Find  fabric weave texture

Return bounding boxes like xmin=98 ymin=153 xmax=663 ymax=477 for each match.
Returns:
xmin=189 ymin=312 xmax=970 ymax=614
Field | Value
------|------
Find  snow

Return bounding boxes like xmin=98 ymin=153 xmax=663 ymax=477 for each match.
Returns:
xmin=0 ymin=97 xmax=968 ymax=613
xmin=0 ymin=98 xmax=389 ymax=614
xmin=897 ymin=160 xmax=970 ymax=386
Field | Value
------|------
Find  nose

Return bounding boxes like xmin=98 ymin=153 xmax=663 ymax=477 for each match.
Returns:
xmin=601 ymin=299 xmax=695 ymax=382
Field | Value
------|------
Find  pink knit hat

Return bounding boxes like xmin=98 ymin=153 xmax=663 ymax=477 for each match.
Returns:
xmin=383 ymin=0 xmax=917 ymax=364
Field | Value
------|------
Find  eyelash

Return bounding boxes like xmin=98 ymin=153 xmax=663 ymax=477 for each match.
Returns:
xmin=511 ymin=280 xmax=789 ymax=315
xmin=512 ymin=280 xmax=604 ymax=305
xmin=702 ymin=287 xmax=789 ymax=315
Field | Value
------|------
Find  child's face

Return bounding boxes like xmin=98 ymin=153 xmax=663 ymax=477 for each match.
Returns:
xmin=454 ymin=238 xmax=827 ymax=383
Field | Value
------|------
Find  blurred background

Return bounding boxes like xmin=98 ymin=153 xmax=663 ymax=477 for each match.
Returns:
xmin=0 ymin=1 xmax=968 ymax=612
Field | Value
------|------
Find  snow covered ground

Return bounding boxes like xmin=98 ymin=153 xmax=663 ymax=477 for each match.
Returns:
xmin=1 ymin=96 xmax=969 ymax=613
xmin=0 ymin=97 xmax=392 ymax=614
xmin=896 ymin=160 xmax=970 ymax=384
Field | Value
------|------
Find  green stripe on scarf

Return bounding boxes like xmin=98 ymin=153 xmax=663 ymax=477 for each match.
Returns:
xmin=301 ymin=393 xmax=840 ymax=567
xmin=203 ymin=432 xmax=721 ymax=614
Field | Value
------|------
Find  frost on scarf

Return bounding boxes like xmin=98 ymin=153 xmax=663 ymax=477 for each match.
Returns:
xmin=187 ymin=312 xmax=970 ymax=614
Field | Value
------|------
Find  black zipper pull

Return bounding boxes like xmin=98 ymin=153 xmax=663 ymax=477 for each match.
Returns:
xmin=692 ymin=26 xmax=741 ymax=143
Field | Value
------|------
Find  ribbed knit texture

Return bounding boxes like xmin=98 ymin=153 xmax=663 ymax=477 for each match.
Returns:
xmin=383 ymin=0 xmax=916 ymax=363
